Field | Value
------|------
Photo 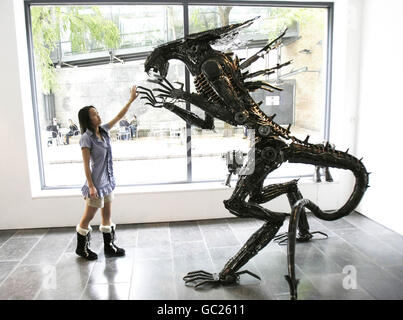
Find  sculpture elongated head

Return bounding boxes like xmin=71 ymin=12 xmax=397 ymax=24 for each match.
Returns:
xmin=144 ymin=17 xmax=259 ymax=78
xmin=144 ymin=46 xmax=170 ymax=78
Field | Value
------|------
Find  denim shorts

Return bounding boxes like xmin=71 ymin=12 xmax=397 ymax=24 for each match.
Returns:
xmin=85 ymin=192 xmax=114 ymax=209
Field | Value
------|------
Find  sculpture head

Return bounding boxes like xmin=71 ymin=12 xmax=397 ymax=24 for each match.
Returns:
xmin=144 ymin=17 xmax=259 ymax=77
xmin=144 ymin=46 xmax=171 ymax=78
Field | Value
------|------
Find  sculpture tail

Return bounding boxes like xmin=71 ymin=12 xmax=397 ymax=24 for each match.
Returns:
xmin=286 ymin=142 xmax=369 ymax=221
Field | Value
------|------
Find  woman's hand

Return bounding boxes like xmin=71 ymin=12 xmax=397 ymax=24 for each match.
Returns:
xmin=89 ymin=186 xmax=98 ymax=199
xmin=129 ymin=85 xmax=139 ymax=102
xmin=107 ymin=85 xmax=139 ymax=128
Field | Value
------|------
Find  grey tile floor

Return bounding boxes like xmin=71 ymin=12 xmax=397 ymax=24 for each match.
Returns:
xmin=0 ymin=211 xmax=402 ymax=300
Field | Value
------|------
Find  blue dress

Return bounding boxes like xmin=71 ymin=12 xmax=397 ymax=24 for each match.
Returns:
xmin=79 ymin=124 xmax=115 ymax=198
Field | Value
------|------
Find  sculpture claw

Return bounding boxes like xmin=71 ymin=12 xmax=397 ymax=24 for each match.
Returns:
xmin=236 ymin=270 xmax=261 ymax=280
xmin=174 ymin=81 xmax=184 ymax=90
xmin=273 ymin=232 xmax=288 ymax=245
xmin=308 ymin=231 xmax=328 ymax=239
xmin=138 ymin=86 xmax=167 ymax=108
xmin=183 ymin=269 xmax=261 ymax=289
xmin=144 ymin=78 xmax=185 ymax=100
xmin=183 ymin=270 xmax=219 ymax=289
xmin=153 ymin=88 xmax=171 ymax=95
xmin=273 ymin=230 xmax=328 ymax=246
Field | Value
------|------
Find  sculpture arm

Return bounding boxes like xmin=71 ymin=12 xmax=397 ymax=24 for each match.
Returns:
xmin=138 ymin=85 xmax=214 ymax=129
xmin=164 ymin=102 xmax=214 ymax=130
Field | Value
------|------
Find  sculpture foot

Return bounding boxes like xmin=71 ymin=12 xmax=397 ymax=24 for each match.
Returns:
xmin=183 ymin=269 xmax=261 ymax=289
xmin=273 ymin=230 xmax=328 ymax=246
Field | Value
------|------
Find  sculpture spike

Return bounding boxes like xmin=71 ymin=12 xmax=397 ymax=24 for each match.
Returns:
xmin=345 ymin=148 xmax=349 ymax=154
xmin=304 ymin=135 xmax=310 ymax=143
xmin=286 ymin=124 xmax=291 ymax=133
xmin=261 ymin=86 xmax=275 ymax=93
xmin=360 ymin=157 xmax=363 ymax=161
xmin=268 ymin=113 xmax=277 ymax=121
xmin=257 ymin=101 xmax=263 ymax=106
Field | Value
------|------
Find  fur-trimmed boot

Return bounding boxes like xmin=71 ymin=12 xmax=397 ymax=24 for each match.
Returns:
xmin=100 ymin=223 xmax=125 ymax=257
xmin=75 ymin=225 xmax=98 ymax=260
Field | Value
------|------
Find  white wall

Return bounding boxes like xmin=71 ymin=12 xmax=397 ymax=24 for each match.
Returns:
xmin=355 ymin=0 xmax=403 ymax=234
xmin=1 ymin=0 xmax=397 ymax=234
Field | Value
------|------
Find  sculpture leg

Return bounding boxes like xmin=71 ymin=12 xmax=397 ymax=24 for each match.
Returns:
xmin=314 ymin=166 xmax=322 ymax=182
xmin=218 ymin=220 xmax=283 ymax=283
xmin=324 ymin=167 xmax=334 ymax=182
xmin=184 ymin=158 xmax=287 ymax=288
xmin=288 ymin=189 xmax=328 ymax=241
xmin=274 ymin=183 xmax=329 ymax=245
xmin=249 ymin=179 xmax=300 ymax=204
xmin=285 ymin=199 xmax=310 ymax=300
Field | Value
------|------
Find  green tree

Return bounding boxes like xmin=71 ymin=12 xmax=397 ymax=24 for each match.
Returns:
xmin=262 ymin=7 xmax=325 ymax=39
xmin=31 ymin=6 xmax=121 ymax=94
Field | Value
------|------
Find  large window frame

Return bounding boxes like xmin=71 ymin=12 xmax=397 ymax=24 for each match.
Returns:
xmin=24 ymin=0 xmax=334 ymax=190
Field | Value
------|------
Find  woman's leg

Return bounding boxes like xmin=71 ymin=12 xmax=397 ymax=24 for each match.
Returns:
xmin=76 ymin=203 xmax=99 ymax=260
xmin=79 ymin=204 xmax=98 ymax=230
xmin=99 ymin=200 xmax=125 ymax=257
xmin=101 ymin=201 xmax=112 ymax=226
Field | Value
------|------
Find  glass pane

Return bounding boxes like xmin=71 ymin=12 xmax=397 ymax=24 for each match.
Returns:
xmin=37 ymin=5 xmax=184 ymax=62
xmin=30 ymin=5 xmax=186 ymax=187
xmin=188 ymin=5 xmax=328 ymax=182
xmin=39 ymin=59 xmax=187 ymax=187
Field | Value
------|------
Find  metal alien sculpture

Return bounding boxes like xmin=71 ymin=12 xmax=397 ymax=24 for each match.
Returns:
xmin=138 ymin=17 xmax=369 ymax=300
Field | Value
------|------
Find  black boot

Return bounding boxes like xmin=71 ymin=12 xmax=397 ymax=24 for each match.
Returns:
xmin=75 ymin=225 xmax=98 ymax=261
xmin=100 ymin=224 xmax=125 ymax=257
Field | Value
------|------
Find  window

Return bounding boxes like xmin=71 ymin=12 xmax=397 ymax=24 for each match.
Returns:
xmin=26 ymin=1 xmax=333 ymax=189
xmin=190 ymin=5 xmax=330 ymax=181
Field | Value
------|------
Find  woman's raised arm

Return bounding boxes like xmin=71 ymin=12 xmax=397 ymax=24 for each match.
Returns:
xmin=107 ymin=85 xmax=139 ymax=129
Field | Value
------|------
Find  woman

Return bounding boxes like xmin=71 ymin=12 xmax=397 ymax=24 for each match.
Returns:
xmin=75 ymin=85 xmax=139 ymax=260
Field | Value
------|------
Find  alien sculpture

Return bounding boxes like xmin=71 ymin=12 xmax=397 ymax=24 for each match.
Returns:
xmin=138 ymin=17 xmax=369 ymax=300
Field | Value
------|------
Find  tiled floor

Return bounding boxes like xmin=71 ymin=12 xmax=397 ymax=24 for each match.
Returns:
xmin=0 ymin=211 xmax=402 ymax=300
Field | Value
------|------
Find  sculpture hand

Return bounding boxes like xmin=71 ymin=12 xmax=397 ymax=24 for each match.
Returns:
xmin=137 ymin=86 xmax=177 ymax=111
xmin=137 ymin=86 xmax=164 ymax=108
xmin=147 ymin=77 xmax=185 ymax=100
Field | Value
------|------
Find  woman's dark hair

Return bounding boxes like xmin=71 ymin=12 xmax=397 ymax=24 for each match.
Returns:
xmin=78 ymin=105 xmax=95 ymax=134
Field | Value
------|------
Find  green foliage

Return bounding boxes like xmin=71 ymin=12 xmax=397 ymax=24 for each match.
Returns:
xmin=189 ymin=7 xmax=220 ymax=33
xmin=31 ymin=6 xmax=121 ymax=94
xmin=189 ymin=6 xmax=324 ymax=43
xmin=262 ymin=7 xmax=325 ymax=39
